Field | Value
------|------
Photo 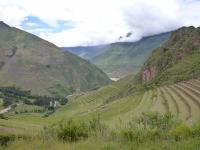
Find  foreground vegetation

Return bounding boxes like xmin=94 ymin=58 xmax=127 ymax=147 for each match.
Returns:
xmin=1 ymin=77 xmax=200 ymax=136
xmin=0 ymin=113 xmax=200 ymax=150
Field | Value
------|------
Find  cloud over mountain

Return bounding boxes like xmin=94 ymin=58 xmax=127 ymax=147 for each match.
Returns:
xmin=0 ymin=0 xmax=200 ymax=46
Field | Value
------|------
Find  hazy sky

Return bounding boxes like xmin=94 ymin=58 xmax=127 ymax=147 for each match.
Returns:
xmin=0 ymin=0 xmax=200 ymax=46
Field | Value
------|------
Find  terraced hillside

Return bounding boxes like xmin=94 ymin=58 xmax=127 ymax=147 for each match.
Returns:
xmin=1 ymin=77 xmax=200 ymax=134
xmin=64 ymin=78 xmax=200 ymax=124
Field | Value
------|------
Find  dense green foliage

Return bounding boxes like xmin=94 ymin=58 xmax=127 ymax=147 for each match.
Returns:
xmin=0 ymin=86 xmax=68 ymax=108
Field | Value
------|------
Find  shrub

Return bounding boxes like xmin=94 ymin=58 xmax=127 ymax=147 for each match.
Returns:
xmin=134 ymin=112 xmax=178 ymax=131
xmin=191 ymin=123 xmax=200 ymax=137
xmin=59 ymin=98 xmax=68 ymax=105
xmin=0 ymin=134 xmax=15 ymax=146
xmin=121 ymin=125 xmax=159 ymax=143
xmin=170 ymin=125 xmax=191 ymax=141
xmin=45 ymin=116 xmax=107 ymax=142
xmin=0 ymin=114 xmax=8 ymax=120
xmin=120 ymin=112 xmax=179 ymax=142
xmin=56 ymin=119 xmax=89 ymax=142
xmin=89 ymin=115 xmax=107 ymax=136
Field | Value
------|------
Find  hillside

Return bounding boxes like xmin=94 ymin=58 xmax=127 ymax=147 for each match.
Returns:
xmin=142 ymin=26 xmax=200 ymax=86
xmin=91 ymin=32 xmax=171 ymax=78
xmin=47 ymin=26 xmax=200 ymax=125
xmin=0 ymin=21 xmax=111 ymax=96
xmin=62 ymin=45 xmax=107 ymax=59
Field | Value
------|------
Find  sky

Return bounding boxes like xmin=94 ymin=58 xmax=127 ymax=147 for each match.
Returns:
xmin=0 ymin=0 xmax=200 ymax=47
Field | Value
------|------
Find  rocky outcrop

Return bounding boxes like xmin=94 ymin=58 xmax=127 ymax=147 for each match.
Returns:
xmin=142 ymin=66 xmax=158 ymax=83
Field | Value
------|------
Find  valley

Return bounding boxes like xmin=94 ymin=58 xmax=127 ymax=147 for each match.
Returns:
xmin=0 ymin=19 xmax=200 ymax=150
xmin=63 ymin=32 xmax=171 ymax=79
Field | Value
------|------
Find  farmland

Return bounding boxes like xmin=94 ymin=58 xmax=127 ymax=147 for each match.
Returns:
xmin=1 ymin=77 xmax=200 ymax=150
xmin=1 ymin=77 xmax=200 ymax=136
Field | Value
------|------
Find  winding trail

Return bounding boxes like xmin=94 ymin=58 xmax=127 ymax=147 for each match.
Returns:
xmin=0 ymin=106 xmax=11 ymax=115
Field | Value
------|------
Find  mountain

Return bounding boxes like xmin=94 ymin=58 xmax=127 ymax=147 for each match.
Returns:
xmin=0 ymin=21 xmax=111 ymax=96
xmin=58 ymin=26 xmax=200 ymax=124
xmin=91 ymin=32 xmax=171 ymax=78
xmin=63 ymin=32 xmax=171 ymax=79
xmin=142 ymin=26 xmax=200 ymax=86
xmin=1 ymin=26 xmax=200 ymax=150
xmin=61 ymin=45 xmax=107 ymax=59
xmin=61 ymin=26 xmax=200 ymax=124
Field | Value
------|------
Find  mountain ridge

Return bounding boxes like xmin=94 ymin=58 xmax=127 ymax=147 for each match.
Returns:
xmin=0 ymin=21 xmax=111 ymax=96
xmin=63 ymin=32 xmax=171 ymax=78
xmin=142 ymin=26 xmax=200 ymax=86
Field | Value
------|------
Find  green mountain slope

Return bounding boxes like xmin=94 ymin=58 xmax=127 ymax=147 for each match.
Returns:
xmin=91 ymin=32 xmax=171 ymax=78
xmin=56 ymin=26 xmax=200 ymax=124
xmin=142 ymin=26 xmax=200 ymax=86
xmin=54 ymin=26 xmax=200 ymax=124
xmin=0 ymin=21 xmax=111 ymax=96
xmin=62 ymin=45 xmax=107 ymax=59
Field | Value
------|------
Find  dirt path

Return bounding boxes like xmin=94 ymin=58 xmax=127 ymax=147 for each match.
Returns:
xmin=0 ymin=106 xmax=11 ymax=114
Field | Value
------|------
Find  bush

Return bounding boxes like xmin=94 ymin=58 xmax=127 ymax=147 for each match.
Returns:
xmin=45 ymin=116 xmax=107 ymax=142
xmin=170 ymin=125 xmax=191 ymax=141
xmin=59 ymin=98 xmax=68 ymax=105
xmin=56 ymin=119 xmax=89 ymax=142
xmin=191 ymin=123 xmax=200 ymax=137
xmin=0 ymin=114 xmax=8 ymax=120
xmin=89 ymin=115 xmax=107 ymax=136
xmin=121 ymin=125 xmax=159 ymax=143
xmin=134 ymin=112 xmax=178 ymax=130
xmin=0 ymin=134 xmax=15 ymax=146
xmin=42 ymin=113 xmax=200 ymax=146
xmin=43 ymin=110 xmax=54 ymax=117
xmin=120 ymin=112 xmax=179 ymax=142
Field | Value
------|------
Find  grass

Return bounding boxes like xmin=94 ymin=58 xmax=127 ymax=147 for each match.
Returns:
xmin=1 ymin=113 xmax=200 ymax=150
xmin=2 ymin=136 xmax=200 ymax=150
xmin=1 ymin=77 xmax=200 ymax=133
xmin=0 ymin=98 xmax=3 ymax=110
xmin=9 ymin=104 xmax=45 ymax=114
xmin=0 ymin=77 xmax=200 ymax=149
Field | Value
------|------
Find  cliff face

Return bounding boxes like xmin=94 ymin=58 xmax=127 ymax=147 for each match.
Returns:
xmin=142 ymin=66 xmax=158 ymax=83
xmin=141 ymin=26 xmax=200 ymax=84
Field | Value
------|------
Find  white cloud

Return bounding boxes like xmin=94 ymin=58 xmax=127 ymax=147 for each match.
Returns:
xmin=0 ymin=0 xmax=200 ymax=46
